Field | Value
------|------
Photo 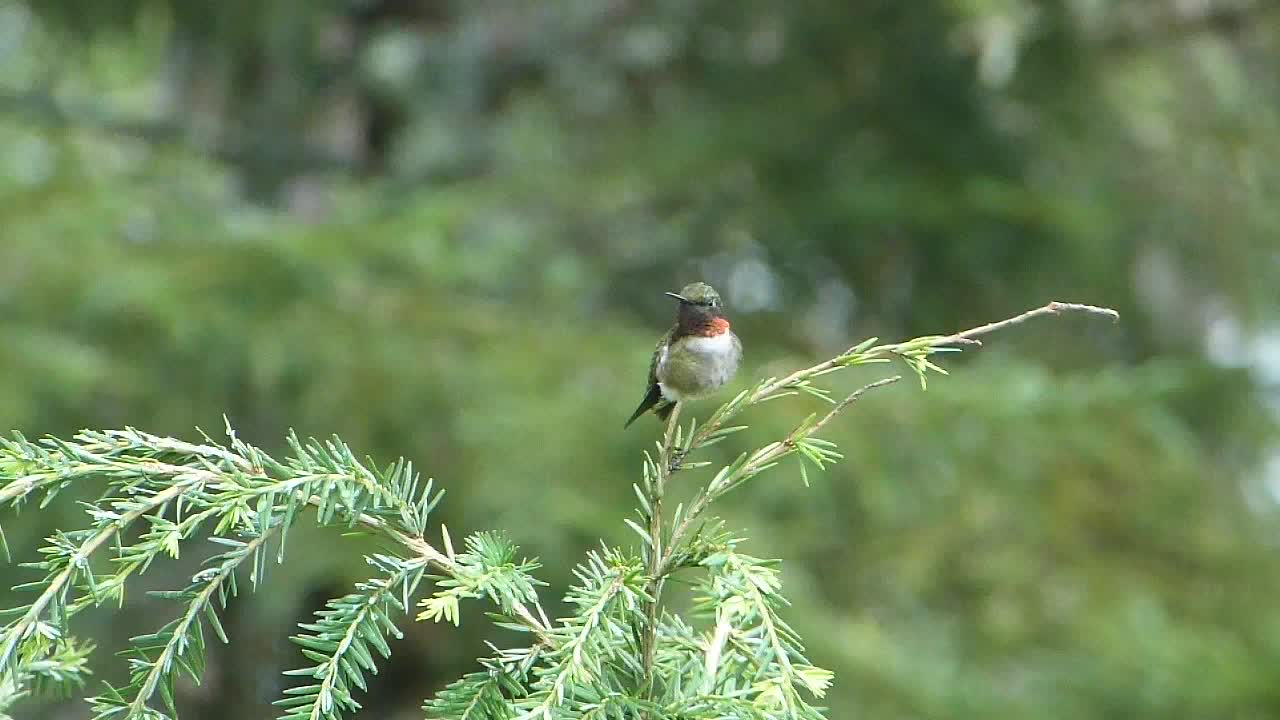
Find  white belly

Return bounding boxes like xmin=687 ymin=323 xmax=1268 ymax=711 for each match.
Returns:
xmin=657 ymin=331 xmax=740 ymax=402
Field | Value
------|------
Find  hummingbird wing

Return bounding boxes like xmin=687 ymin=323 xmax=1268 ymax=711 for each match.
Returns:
xmin=624 ymin=327 xmax=676 ymax=428
xmin=647 ymin=326 xmax=676 ymax=387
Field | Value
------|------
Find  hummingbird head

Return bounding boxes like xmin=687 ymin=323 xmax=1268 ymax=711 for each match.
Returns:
xmin=667 ymin=282 xmax=730 ymax=336
xmin=666 ymin=282 xmax=723 ymax=310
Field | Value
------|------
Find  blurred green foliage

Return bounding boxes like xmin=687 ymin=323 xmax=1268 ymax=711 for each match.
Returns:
xmin=2 ymin=0 xmax=1279 ymax=718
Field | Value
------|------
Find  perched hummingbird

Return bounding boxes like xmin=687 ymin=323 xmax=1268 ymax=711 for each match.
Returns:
xmin=625 ymin=282 xmax=742 ymax=428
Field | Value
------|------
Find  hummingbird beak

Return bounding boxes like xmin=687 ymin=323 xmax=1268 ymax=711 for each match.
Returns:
xmin=665 ymin=292 xmax=688 ymax=302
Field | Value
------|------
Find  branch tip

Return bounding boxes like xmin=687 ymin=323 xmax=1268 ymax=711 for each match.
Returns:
xmin=1047 ymin=301 xmax=1121 ymax=322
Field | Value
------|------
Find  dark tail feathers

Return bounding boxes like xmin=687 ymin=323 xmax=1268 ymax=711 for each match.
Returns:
xmin=624 ymin=384 xmax=672 ymax=428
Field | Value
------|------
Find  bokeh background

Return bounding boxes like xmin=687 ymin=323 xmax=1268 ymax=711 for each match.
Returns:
xmin=3 ymin=0 xmax=1280 ymax=718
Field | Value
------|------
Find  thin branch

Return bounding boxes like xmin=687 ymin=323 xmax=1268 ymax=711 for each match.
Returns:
xmin=659 ymin=377 xmax=901 ymax=578
xmin=926 ymin=301 xmax=1119 ymax=348
xmin=804 ymin=377 xmax=902 ymax=439
xmin=751 ymin=301 xmax=1116 ymax=403
xmin=640 ymin=402 xmax=681 ymax=697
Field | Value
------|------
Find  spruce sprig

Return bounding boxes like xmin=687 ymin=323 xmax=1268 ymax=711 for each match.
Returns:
xmin=88 ymin=530 xmax=276 ymax=720
xmin=417 ymin=532 xmax=545 ymax=628
xmin=276 ymin=554 xmax=430 ymax=720
xmin=518 ymin=547 xmax=648 ymax=720
xmin=695 ymin=552 xmax=831 ymax=719
xmin=0 ymin=637 xmax=93 ymax=718
xmin=425 ymin=671 xmax=516 ymax=720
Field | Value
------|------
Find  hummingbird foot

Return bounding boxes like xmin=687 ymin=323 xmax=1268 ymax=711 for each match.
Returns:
xmin=667 ymin=448 xmax=686 ymax=473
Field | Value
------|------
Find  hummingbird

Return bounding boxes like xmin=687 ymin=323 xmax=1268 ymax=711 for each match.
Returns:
xmin=625 ymin=282 xmax=742 ymax=428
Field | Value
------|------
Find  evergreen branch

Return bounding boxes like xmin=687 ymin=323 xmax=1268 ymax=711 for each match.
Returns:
xmin=424 ymin=649 xmax=539 ymax=720
xmin=1 ymin=425 xmax=557 ymax=718
xmin=755 ymin=301 xmax=1116 ymax=400
xmin=0 ymin=437 xmax=207 ymax=513
xmin=0 ymin=639 xmax=93 ymax=715
xmin=1 ymin=426 xmax=439 ymax=694
xmin=928 ymin=301 xmax=1118 ymax=345
xmin=424 ymin=668 xmax=521 ymax=720
xmin=665 ymin=695 xmax=770 ymax=720
xmin=277 ymin=555 xmax=429 ymax=720
xmin=578 ymin=693 xmax=665 ymax=719
xmin=639 ymin=403 xmax=682 ymax=698
xmin=0 ymin=426 xmax=274 ymax=513
xmin=88 ymin=530 xmax=276 ymax=720
xmin=541 ymin=576 xmax=622 ymax=710
xmin=417 ymin=532 xmax=544 ymax=628
xmin=0 ymin=426 xmax=554 ymax=647
xmin=701 ymin=609 xmax=733 ymax=696
xmin=0 ymin=476 xmax=203 ymax=679
xmin=695 ymin=552 xmax=830 ymax=719
xmin=660 ymin=377 xmax=899 ymax=578
xmin=520 ymin=549 xmax=646 ymax=720
xmin=804 ymin=376 xmax=902 ymax=438
xmin=402 ymin=536 xmax=553 ymax=646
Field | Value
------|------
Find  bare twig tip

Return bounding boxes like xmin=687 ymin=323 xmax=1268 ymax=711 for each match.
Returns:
xmin=1048 ymin=301 xmax=1121 ymax=322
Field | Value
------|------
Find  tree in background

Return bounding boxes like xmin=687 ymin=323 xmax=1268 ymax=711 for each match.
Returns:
xmin=0 ymin=0 xmax=1278 ymax=718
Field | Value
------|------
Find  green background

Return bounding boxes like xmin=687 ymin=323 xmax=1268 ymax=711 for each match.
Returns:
xmin=3 ymin=1 xmax=1279 ymax=718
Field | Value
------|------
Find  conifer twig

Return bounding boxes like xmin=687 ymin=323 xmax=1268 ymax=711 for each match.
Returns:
xmin=752 ymin=301 xmax=1117 ymax=402
xmin=0 ymin=477 xmax=202 ymax=675
xmin=640 ymin=402 xmax=681 ymax=697
xmin=402 ymin=535 xmax=553 ymax=646
xmin=804 ymin=376 xmax=902 ymax=438
xmin=658 ymin=376 xmax=901 ymax=578
xmin=930 ymin=301 xmax=1119 ymax=346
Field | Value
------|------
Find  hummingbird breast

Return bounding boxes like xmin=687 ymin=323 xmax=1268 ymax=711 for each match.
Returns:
xmin=656 ymin=330 xmax=742 ymax=402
